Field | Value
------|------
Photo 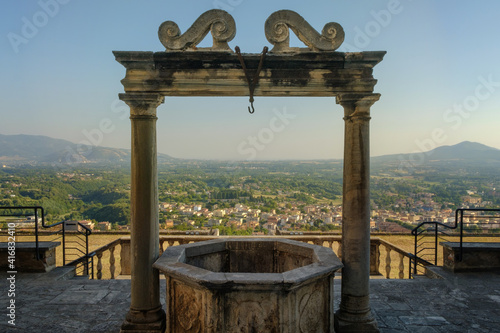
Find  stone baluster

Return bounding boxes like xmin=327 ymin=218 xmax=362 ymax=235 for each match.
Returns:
xmin=385 ymin=248 xmax=392 ymax=279
xmin=167 ymin=240 xmax=175 ymax=248
xmin=159 ymin=240 xmax=165 ymax=255
xmin=327 ymin=240 xmax=333 ymax=249
xmin=399 ymin=253 xmax=405 ymax=279
xmin=120 ymin=240 xmax=131 ymax=276
xmin=370 ymin=240 xmax=381 ymax=276
xmin=337 ymin=241 xmax=342 ymax=260
xmin=96 ymin=252 xmax=103 ymax=280
xmin=109 ymin=246 xmax=116 ymax=280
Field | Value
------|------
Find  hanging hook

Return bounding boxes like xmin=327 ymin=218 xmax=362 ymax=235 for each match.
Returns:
xmin=235 ymin=46 xmax=268 ymax=114
xmin=248 ymin=99 xmax=255 ymax=114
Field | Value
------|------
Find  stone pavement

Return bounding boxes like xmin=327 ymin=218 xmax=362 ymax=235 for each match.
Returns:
xmin=1 ymin=268 xmax=499 ymax=332
xmin=366 ymin=268 xmax=500 ymax=333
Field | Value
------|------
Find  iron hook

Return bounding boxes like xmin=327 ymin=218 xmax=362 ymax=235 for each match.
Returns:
xmin=236 ymin=45 xmax=268 ymax=115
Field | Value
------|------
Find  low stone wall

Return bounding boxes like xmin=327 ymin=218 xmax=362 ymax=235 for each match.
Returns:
xmin=442 ymin=242 xmax=500 ymax=272
xmin=0 ymin=241 xmax=60 ymax=272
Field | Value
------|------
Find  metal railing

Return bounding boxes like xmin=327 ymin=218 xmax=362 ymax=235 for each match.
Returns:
xmin=455 ymin=208 xmax=500 ymax=259
xmin=410 ymin=208 xmax=500 ymax=276
xmin=411 ymin=221 xmax=453 ymax=276
xmin=0 ymin=206 xmax=93 ymax=278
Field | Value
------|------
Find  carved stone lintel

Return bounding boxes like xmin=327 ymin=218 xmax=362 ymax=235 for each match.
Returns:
xmin=158 ymin=9 xmax=236 ymax=52
xmin=265 ymin=10 xmax=344 ymax=53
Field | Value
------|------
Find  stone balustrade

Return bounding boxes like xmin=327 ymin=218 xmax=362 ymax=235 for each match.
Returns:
xmin=90 ymin=238 xmax=122 ymax=280
xmin=371 ymin=238 xmax=410 ymax=279
xmin=91 ymin=235 xmax=416 ymax=280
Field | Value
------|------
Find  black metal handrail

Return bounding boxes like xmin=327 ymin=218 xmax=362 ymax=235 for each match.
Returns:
xmin=410 ymin=221 xmax=453 ymax=276
xmin=0 ymin=206 xmax=93 ymax=277
xmin=1 ymin=206 xmax=47 ymax=260
xmin=455 ymin=208 xmax=500 ymax=261
xmin=411 ymin=207 xmax=500 ymax=275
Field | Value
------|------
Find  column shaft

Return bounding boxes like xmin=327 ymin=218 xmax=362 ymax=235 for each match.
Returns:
xmin=120 ymin=93 xmax=165 ymax=333
xmin=335 ymin=94 xmax=380 ymax=333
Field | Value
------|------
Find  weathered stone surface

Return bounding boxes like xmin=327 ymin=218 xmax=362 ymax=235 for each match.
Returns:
xmin=442 ymin=242 xmax=500 ymax=272
xmin=265 ymin=10 xmax=345 ymax=53
xmin=158 ymin=9 xmax=236 ymax=52
xmin=113 ymin=51 xmax=386 ymax=97
xmin=0 ymin=241 xmax=60 ymax=273
xmin=2 ymin=266 xmax=500 ymax=332
xmin=119 ymin=239 xmax=131 ymax=275
xmin=119 ymin=93 xmax=165 ymax=333
xmin=154 ymin=238 xmax=342 ymax=332
xmin=335 ymin=94 xmax=381 ymax=333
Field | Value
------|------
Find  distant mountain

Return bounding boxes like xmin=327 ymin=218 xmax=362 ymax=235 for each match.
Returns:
xmin=427 ymin=141 xmax=500 ymax=160
xmin=372 ymin=141 xmax=500 ymax=164
xmin=0 ymin=134 xmax=175 ymax=165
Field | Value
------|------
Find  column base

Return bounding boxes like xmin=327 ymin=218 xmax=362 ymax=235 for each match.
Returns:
xmin=334 ymin=309 xmax=379 ymax=333
xmin=121 ymin=306 xmax=166 ymax=333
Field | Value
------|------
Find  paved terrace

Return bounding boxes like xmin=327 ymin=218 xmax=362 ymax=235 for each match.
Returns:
xmin=1 ymin=268 xmax=499 ymax=332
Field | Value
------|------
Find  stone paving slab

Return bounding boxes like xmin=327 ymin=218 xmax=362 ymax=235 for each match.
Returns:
xmin=367 ymin=269 xmax=500 ymax=333
xmin=1 ymin=268 xmax=499 ymax=332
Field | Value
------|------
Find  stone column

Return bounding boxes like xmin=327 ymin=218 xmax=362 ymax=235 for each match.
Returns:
xmin=335 ymin=93 xmax=380 ymax=333
xmin=120 ymin=93 xmax=166 ymax=333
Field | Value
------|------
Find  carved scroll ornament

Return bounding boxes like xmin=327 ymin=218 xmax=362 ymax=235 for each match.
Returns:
xmin=158 ymin=9 xmax=236 ymax=52
xmin=265 ymin=10 xmax=344 ymax=53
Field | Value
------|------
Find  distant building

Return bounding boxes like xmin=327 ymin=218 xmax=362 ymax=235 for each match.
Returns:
xmin=79 ymin=220 xmax=94 ymax=230
xmin=214 ymin=209 xmax=226 ymax=217
xmin=246 ymin=220 xmax=259 ymax=229
xmin=64 ymin=220 xmax=79 ymax=231
xmin=229 ymin=219 xmax=243 ymax=227
xmin=165 ymin=220 xmax=174 ymax=228
xmin=463 ymin=196 xmax=482 ymax=204
xmin=263 ymin=222 xmax=277 ymax=235
xmin=97 ymin=222 xmax=112 ymax=231
xmin=65 ymin=220 xmax=95 ymax=232
xmin=208 ymin=219 xmax=222 ymax=226
xmin=267 ymin=216 xmax=278 ymax=224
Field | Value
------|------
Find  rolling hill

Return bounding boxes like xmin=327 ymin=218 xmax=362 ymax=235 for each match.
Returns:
xmin=372 ymin=141 xmax=500 ymax=164
xmin=0 ymin=134 xmax=174 ymax=165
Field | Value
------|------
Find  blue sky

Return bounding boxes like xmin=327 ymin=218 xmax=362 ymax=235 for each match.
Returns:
xmin=1 ymin=0 xmax=500 ymax=160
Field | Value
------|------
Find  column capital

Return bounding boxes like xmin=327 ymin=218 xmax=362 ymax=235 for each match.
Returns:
xmin=119 ymin=93 xmax=165 ymax=118
xmin=336 ymin=93 xmax=380 ymax=106
xmin=336 ymin=93 xmax=380 ymax=121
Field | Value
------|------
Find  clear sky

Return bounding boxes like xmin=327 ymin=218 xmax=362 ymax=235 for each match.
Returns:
xmin=2 ymin=0 xmax=500 ymax=160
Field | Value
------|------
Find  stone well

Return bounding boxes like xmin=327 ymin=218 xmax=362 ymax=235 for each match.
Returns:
xmin=153 ymin=238 xmax=343 ymax=333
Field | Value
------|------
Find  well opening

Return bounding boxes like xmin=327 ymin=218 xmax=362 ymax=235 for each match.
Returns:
xmin=185 ymin=240 xmax=315 ymax=273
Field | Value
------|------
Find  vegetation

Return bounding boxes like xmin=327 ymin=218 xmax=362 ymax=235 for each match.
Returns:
xmin=0 ymin=158 xmax=499 ymax=231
